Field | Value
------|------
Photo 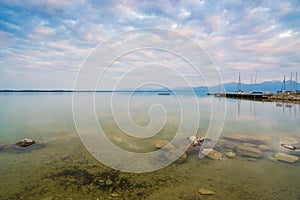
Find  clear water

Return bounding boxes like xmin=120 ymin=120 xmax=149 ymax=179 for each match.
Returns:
xmin=0 ymin=92 xmax=300 ymax=200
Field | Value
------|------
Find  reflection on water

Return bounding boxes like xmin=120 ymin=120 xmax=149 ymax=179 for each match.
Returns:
xmin=0 ymin=92 xmax=300 ymax=199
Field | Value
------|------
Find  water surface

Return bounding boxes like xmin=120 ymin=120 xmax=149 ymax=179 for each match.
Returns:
xmin=0 ymin=92 xmax=300 ymax=199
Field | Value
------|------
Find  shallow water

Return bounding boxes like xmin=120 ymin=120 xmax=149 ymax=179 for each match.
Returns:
xmin=0 ymin=92 xmax=300 ymax=199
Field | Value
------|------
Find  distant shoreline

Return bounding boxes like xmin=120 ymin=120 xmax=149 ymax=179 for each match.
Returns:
xmin=0 ymin=90 xmax=207 ymax=93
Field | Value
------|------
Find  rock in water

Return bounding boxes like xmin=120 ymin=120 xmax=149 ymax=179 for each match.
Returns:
xmin=243 ymin=143 xmax=257 ymax=148
xmin=275 ymin=152 xmax=299 ymax=163
xmin=154 ymin=140 xmax=169 ymax=149
xmin=0 ymin=143 xmax=4 ymax=150
xmin=15 ymin=138 xmax=36 ymax=147
xmin=164 ymin=149 xmax=187 ymax=163
xmin=281 ymin=144 xmax=297 ymax=151
xmin=224 ymin=134 xmax=270 ymax=144
xmin=258 ymin=144 xmax=273 ymax=151
xmin=225 ymin=151 xmax=236 ymax=158
xmin=222 ymin=141 xmax=237 ymax=150
xmin=202 ymin=149 xmax=223 ymax=161
xmin=199 ymin=188 xmax=214 ymax=195
xmin=236 ymin=145 xmax=263 ymax=158
xmin=187 ymin=136 xmax=204 ymax=146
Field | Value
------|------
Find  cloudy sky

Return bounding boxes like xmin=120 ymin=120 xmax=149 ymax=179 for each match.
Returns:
xmin=0 ymin=0 xmax=299 ymax=89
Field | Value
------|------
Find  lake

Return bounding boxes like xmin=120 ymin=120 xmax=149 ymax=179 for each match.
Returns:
xmin=0 ymin=92 xmax=300 ymax=200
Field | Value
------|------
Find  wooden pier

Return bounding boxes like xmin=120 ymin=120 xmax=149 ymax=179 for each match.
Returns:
xmin=208 ymin=92 xmax=272 ymax=100
xmin=208 ymin=92 xmax=300 ymax=103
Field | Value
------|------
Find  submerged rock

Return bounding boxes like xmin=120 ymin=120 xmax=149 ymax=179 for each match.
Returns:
xmin=202 ymin=149 xmax=223 ymax=161
xmin=222 ymin=141 xmax=237 ymax=150
xmin=178 ymin=137 xmax=202 ymax=154
xmin=187 ymin=136 xmax=204 ymax=146
xmin=275 ymin=152 xmax=299 ymax=163
xmin=281 ymin=144 xmax=297 ymax=151
xmin=258 ymin=144 xmax=273 ymax=151
xmin=224 ymin=134 xmax=270 ymax=144
xmin=199 ymin=188 xmax=214 ymax=195
xmin=0 ymin=143 xmax=5 ymax=150
xmin=154 ymin=140 xmax=169 ymax=149
xmin=110 ymin=193 xmax=120 ymax=197
xmin=15 ymin=138 xmax=36 ymax=147
xmin=164 ymin=149 xmax=187 ymax=163
xmin=12 ymin=138 xmax=45 ymax=151
xmin=225 ymin=151 xmax=236 ymax=158
xmin=243 ymin=143 xmax=257 ymax=148
xmin=236 ymin=145 xmax=263 ymax=158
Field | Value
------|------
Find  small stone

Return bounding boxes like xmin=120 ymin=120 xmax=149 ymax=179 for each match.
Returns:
xmin=258 ymin=144 xmax=273 ymax=151
xmin=44 ymin=160 xmax=52 ymax=165
xmin=222 ymin=142 xmax=236 ymax=149
xmin=225 ymin=152 xmax=236 ymax=158
xmin=0 ymin=143 xmax=4 ymax=150
xmin=187 ymin=136 xmax=204 ymax=146
xmin=275 ymin=152 xmax=299 ymax=163
xmin=199 ymin=188 xmax=214 ymax=195
xmin=236 ymin=145 xmax=263 ymax=158
xmin=15 ymin=138 xmax=36 ymax=147
xmin=248 ymin=158 xmax=257 ymax=162
xmin=105 ymin=179 xmax=113 ymax=186
xmin=224 ymin=134 xmax=270 ymax=144
xmin=111 ymin=193 xmax=120 ymax=197
xmin=243 ymin=143 xmax=257 ymax=148
xmin=202 ymin=149 xmax=223 ymax=161
xmin=281 ymin=144 xmax=297 ymax=151
xmin=154 ymin=140 xmax=175 ymax=149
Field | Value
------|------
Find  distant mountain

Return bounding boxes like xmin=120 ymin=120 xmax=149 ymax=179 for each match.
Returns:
xmin=132 ymin=80 xmax=300 ymax=93
xmin=1 ymin=80 xmax=298 ymax=93
xmin=207 ymin=80 xmax=299 ymax=93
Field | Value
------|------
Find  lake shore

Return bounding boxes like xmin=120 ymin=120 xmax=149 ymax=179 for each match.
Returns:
xmin=266 ymin=93 xmax=300 ymax=104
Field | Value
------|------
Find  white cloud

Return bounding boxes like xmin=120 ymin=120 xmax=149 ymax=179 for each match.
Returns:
xmin=0 ymin=0 xmax=300 ymax=88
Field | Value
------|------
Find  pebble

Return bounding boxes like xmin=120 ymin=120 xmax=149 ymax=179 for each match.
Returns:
xmin=275 ymin=152 xmax=299 ymax=163
xmin=199 ymin=188 xmax=214 ymax=195
xmin=111 ymin=193 xmax=120 ymax=197
xmin=236 ymin=145 xmax=263 ymax=158
xmin=224 ymin=134 xmax=270 ymax=144
xmin=202 ymin=149 xmax=223 ymax=161
xmin=258 ymin=144 xmax=273 ymax=151
xmin=243 ymin=143 xmax=257 ymax=147
xmin=225 ymin=152 xmax=236 ymax=158
xmin=105 ymin=179 xmax=113 ymax=186
xmin=44 ymin=160 xmax=52 ymax=165
xmin=154 ymin=140 xmax=170 ymax=149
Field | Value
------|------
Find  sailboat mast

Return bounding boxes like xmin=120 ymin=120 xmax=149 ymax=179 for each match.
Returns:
xmin=291 ymin=72 xmax=293 ymax=90
xmin=281 ymin=75 xmax=286 ymax=91
xmin=237 ymin=72 xmax=242 ymax=92
xmin=296 ymin=72 xmax=298 ymax=91
xmin=254 ymin=71 xmax=257 ymax=92
xmin=250 ymin=74 xmax=253 ymax=92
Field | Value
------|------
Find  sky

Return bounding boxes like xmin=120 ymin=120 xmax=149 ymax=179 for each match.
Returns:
xmin=0 ymin=0 xmax=300 ymax=89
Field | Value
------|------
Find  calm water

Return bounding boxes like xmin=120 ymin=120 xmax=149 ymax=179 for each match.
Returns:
xmin=0 ymin=92 xmax=300 ymax=199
